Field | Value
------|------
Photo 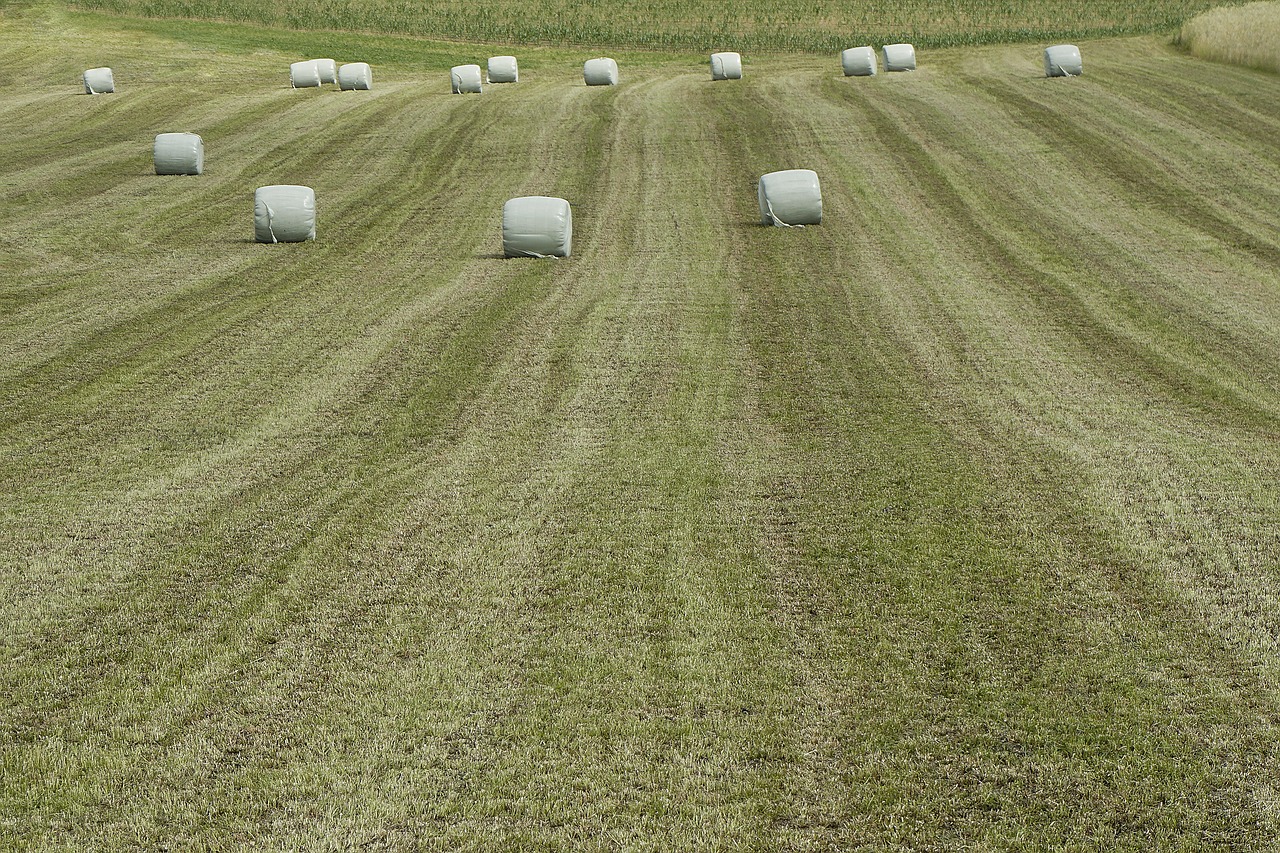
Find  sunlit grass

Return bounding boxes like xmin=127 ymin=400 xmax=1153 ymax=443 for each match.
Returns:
xmin=1178 ymin=0 xmax=1280 ymax=73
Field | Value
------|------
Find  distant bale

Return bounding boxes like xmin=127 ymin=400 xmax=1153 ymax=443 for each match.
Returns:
xmin=841 ymin=46 xmax=877 ymax=76
xmin=711 ymin=51 xmax=743 ymax=80
xmin=757 ymin=169 xmax=822 ymax=227
xmin=488 ymin=55 xmax=519 ymax=83
xmin=290 ymin=60 xmax=322 ymax=88
xmin=584 ymin=57 xmax=619 ymax=86
xmin=83 ymin=67 xmax=114 ymax=94
xmin=153 ymin=133 xmax=204 ymax=176
xmin=503 ymin=196 xmax=572 ymax=258
xmin=451 ymin=64 xmax=483 ymax=94
xmin=338 ymin=62 xmax=372 ymax=90
xmin=254 ymin=185 xmax=316 ymax=243
xmin=882 ymin=43 xmax=917 ymax=71
xmin=1043 ymin=44 xmax=1083 ymax=77
xmin=313 ymin=59 xmax=338 ymax=84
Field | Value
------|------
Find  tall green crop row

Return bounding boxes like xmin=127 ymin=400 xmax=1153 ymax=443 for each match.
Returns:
xmin=69 ymin=0 xmax=1233 ymax=51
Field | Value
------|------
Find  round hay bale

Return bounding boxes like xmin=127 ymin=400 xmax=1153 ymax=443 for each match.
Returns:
xmin=503 ymin=196 xmax=572 ymax=258
xmin=153 ymin=132 xmax=204 ymax=176
xmin=841 ymin=46 xmax=877 ymax=76
xmin=313 ymin=59 xmax=338 ymax=84
xmin=338 ymin=62 xmax=372 ymax=90
xmin=882 ymin=43 xmax=917 ymax=72
xmin=757 ymin=169 xmax=822 ymax=227
xmin=488 ymin=55 xmax=519 ymax=83
xmin=83 ymin=67 xmax=115 ymax=94
xmin=290 ymin=60 xmax=322 ymax=88
xmin=583 ymin=57 xmax=619 ymax=86
xmin=1044 ymin=44 xmax=1083 ymax=77
xmin=711 ymin=51 xmax=743 ymax=80
xmin=254 ymin=185 xmax=316 ymax=243
xmin=451 ymin=64 xmax=483 ymax=94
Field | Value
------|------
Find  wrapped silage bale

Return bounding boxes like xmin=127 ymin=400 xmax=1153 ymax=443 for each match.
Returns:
xmin=313 ymin=59 xmax=338 ymax=84
xmin=153 ymin=133 xmax=204 ymax=176
xmin=583 ymin=57 xmax=619 ymax=86
xmin=290 ymin=60 xmax=322 ymax=88
xmin=882 ymin=43 xmax=917 ymax=71
xmin=488 ymin=56 xmax=519 ymax=83
xmin=711 ymin=52 xmax=743 ymax=80
xmin=503 ymin=196 xmax=572 ymax=258
xmin=254 ymin=185 xmax=316 ymax=243
xmin=1044 ymin=44 xmax=1083 ymax=77
xmin=841 ymin=46 xmax=877 ymax=76
xmin=83 ymin=67 xmax=115 ymax=94
xmin=451 ymin=64 xmax=483 ymax=94
xmin=338 ymin=62 xmax=372 ymax=90
xmin=757 ymin=169 xmax=822 ymax=227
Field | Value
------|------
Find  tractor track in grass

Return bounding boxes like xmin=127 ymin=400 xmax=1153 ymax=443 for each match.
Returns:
xmin=3 ymin=14 xmax=1280 ymax=849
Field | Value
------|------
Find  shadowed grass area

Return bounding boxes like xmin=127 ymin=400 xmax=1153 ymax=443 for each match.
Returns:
xmin=2 ymin=7 xmax=1280 ymax=850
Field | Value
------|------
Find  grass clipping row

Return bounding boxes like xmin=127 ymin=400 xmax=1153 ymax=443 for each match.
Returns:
xmin=1179 ymin=1 xmax=1280 ymax=74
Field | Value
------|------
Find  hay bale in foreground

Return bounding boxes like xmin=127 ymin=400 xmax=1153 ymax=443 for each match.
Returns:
xmin=842 ymin=46 xmax=877 ymax=76
xmin=503 ymin=196 xmax=572 ymax=258
xmin=153 ymin=133 xmax=204 ymax=175
xmin=1044 ymin=44 xmax=1083 ymax=77
xmin=882 ymin=43 xmax=917 ymax=71
xmin=313 ymin=59 xmax=338 ymax=84
xmin=451 ymin=64 xmax=483 ymax=93
xmin=584 ymin=57 xmax=619 ymax=86
xmin=711 ymin=52 xmax=743 ymax=80
xmin=757 ymin=169 xmax=822 ymax=227
xmin=83 ymin=67 xmax=114 ymax=94
xmin=254 ymin=185 xmax=316 ymax=243
xmin=290 ymin=60 xmax=322 ymax=88
xmin=338 ymin=62 xmax=372 ymax=90
xmin=488 ymin=56 xmax=519 ymax=83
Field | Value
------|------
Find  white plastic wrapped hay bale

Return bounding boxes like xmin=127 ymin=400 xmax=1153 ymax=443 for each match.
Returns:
xmin=503 ymin=196 xmax=572 ymax=258
xmin=83 ymin=67 xmax=114 ymax=94
xmin=882 ymin=43 xmax=917 ymax=71
xmin=338 ymin=62 xmax=372 ymax=90
xmin=290 ymin=60 xmax=322 ymax=88
xmin=841 ymin=46 xmax=877 ymax=76
xmin=711 ymin=52 xmax=742 ymax=80
xmin=451 ymin=64 xmax=483 ymax=94
xmin=488 ymin=56 xmax=518 ymax=83
xmin=757 ymin=169 xmax=822 ymax=227
xmin=583 ymin=57 xmax=619 ymax=86
xmin=153 ymin=133 xmax=204 ymax=176
xmin=254 ymin=185 xmax=316 ymax=243
xmin=1044 ymin=44 xmax=1083 ymax=77
xmin=313 ymin=59 xmax=338 ymax=84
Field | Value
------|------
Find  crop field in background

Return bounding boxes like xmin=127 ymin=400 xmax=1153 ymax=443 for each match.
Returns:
xmin=3 ymin=0 xmax=1280 ymax=849
xmin=1180 ymin=0 xmax=1280 ymax=73
xmin=68 ymin=0 xmax=1246 ymax=51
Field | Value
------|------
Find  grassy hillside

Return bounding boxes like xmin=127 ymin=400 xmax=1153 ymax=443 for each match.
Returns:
xmin=66 ymin=0 xmax=1245 ymax=51
xmin=3 ymin=4 xmax=1280 ymax=849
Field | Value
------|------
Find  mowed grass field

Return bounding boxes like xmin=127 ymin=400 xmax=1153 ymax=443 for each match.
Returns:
xmin=4 ymin=2 xmax=1280 ymax=849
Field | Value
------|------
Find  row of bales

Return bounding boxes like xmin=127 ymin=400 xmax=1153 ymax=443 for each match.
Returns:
xmin=80 ymin=39 xmax=1085 ymax=248
xmin=83 ymin=43 xmax=1083 ymax=97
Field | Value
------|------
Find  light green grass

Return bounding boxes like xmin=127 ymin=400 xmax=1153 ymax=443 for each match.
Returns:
xmin=3 ymin=6 xmax=1280 ymax=850
xmin=1179 ymin=0 xmax=1280 ymax=73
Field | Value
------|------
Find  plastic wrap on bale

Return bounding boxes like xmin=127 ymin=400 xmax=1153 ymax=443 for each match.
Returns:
xmin=842 ymin=46 xmax=877 ymax=76
xmin=338 ymin=62 xmax=372 ymax=90
xmin=254 ymin=185 xmax=316 ymax=243
xmin=503 ymin=196 xmax=572 ymax=258
xmin=451 ymin=64 xmax=483 ymax=94
xmin=488 ymin=56 xmax=519 ymax=83
xmin=711 ymin=52 xmax=743 ymax=80
xmin=583 ymin=58 xmax=619 ymax=86
xmin=153 ymin=133 xmax=204 ymax=176
xmin=757 ymin=169 xmax=822 ymax=227
xmin=882 ymin=43 xmax=917 ymax=71
xmin=290 ymin=60 xmax=322 ymax=88
xmin=83 ymin=67 xmax=115 ymax=94
xmin=1044 ymin=44 xmax=1083 ymax=77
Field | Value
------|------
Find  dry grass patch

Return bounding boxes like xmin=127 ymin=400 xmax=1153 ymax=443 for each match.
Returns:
xmin=1179 ymin=1 xmax=1280 ymax=73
